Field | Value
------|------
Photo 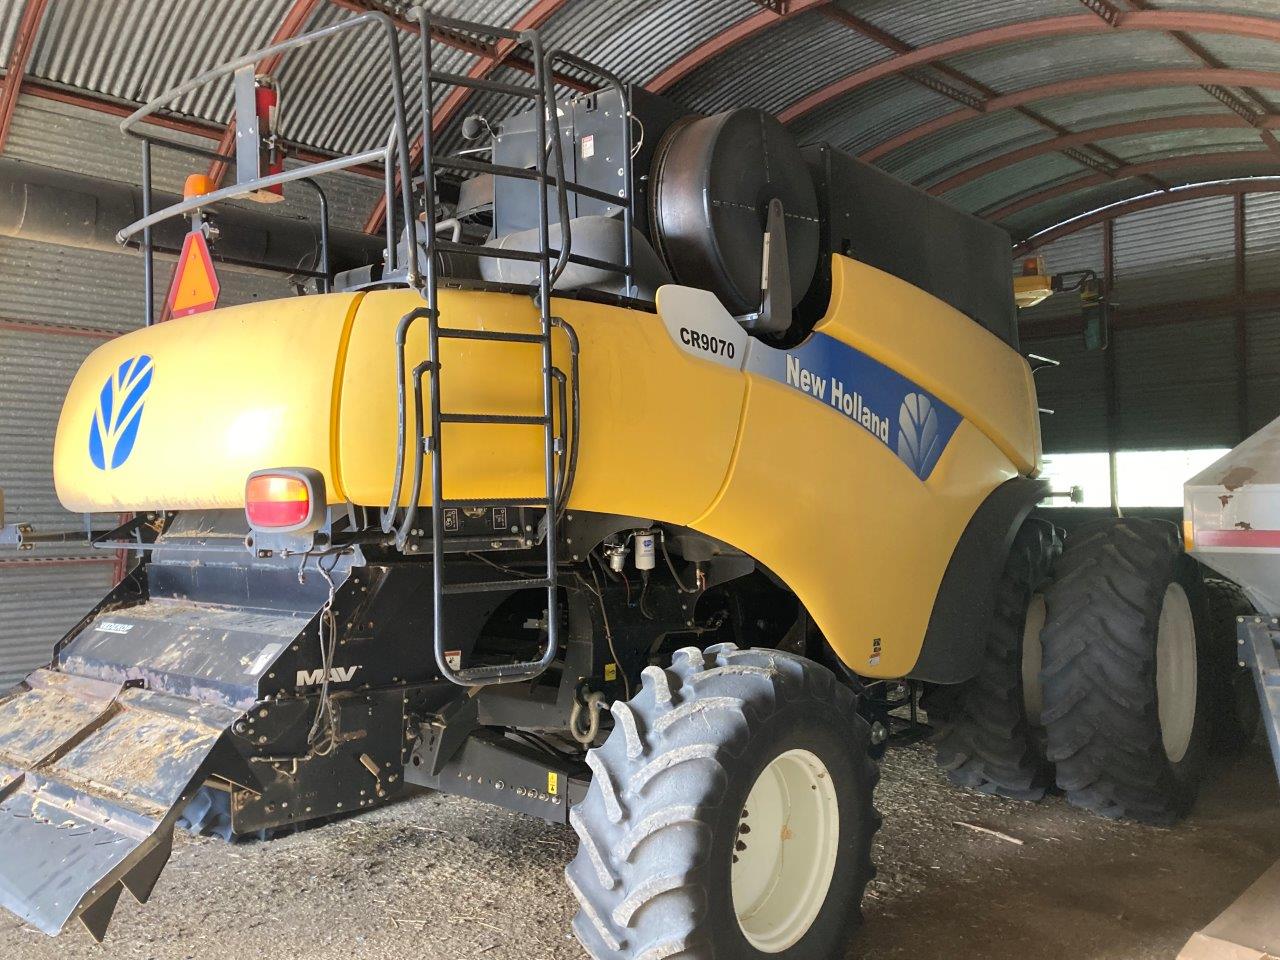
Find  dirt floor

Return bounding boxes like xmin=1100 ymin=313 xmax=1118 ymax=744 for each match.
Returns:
xmin=4 ymin=739 xmax=1278 ymax=960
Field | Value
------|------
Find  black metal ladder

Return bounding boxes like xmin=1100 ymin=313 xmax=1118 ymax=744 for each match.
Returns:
xmin=381 ymin=14 xmax=594 ymax=688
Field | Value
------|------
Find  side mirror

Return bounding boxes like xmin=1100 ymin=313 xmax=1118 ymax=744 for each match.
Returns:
xmin=1081 ymin=278 xmax=1109 ymax=351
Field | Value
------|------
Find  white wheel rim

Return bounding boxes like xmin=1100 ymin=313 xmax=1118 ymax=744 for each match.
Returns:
xmin=1022 ymin=593 xmax=1047 ymax=726
xmin=731 ymin=748 xmax=840 ymax=953
xmin=1156 ymin=582 xmax=1198 ymax=764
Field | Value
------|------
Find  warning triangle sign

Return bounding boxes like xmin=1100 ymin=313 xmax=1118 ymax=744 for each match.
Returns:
xmin=165 ymin=230 xmax=221 ymax=318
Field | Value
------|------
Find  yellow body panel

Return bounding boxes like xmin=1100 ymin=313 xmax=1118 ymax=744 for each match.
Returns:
xmin=828 ymin=260 xmax=1041 ymax=476
xmin=53 ymin=256 xmax=1038 ymax=677
xmin=55 ymin=293 xmax=365 ymax=512
xmin=338 ymin=289 xmax=747 ymax=523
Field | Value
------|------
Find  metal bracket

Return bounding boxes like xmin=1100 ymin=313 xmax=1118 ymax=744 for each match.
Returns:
xmin=738 ymin=197 xmax=792 ymax=336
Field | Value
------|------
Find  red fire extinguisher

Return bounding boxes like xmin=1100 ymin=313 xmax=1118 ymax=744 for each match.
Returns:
xmin=254 ymin=75 xmax=285 ymax=202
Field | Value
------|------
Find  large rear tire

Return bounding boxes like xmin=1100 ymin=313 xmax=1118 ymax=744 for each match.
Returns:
xmin=567 ymin=643 xmax=879 ymax=960
xmin=933 ymin=518 xmax=1060 ymax=800
xmin=1039 ymin=518 xmax=1214 ymax=825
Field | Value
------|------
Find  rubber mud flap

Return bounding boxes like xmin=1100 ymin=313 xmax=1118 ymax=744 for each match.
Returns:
xmin=0 ymin=669 xmax=236 ymax=940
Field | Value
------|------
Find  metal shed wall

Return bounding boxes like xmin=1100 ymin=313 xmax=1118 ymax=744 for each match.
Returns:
xmin=0 ymin=562 xmax=116 ymax=688
xmin=1022 ymin=190 xmax=1280 ymax=454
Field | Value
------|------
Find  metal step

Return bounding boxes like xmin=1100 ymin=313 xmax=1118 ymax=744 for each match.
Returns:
xmin=0 ymin=669 xmax=236 ymax=939
xmin=1239 ymin=615 xmax=1280 ymax=785
xmin=442 ymin=577 xmax=553 ymax=596
xmin=439 ymin=412 xmax=549 ymax=426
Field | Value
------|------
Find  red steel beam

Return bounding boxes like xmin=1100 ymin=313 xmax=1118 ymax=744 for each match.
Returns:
xmin=0 ymin=317 xmax=117 ymax=340
xmin=364 ymin=0 xmax=572 ymax=234
xmin=930 ymin=114 xmax=1280 ymax=196
xmin=779 ymin=12 xmax=1280 ymax=124
xmin=0 ymin=0 xmax=50 ymax=153
xmin=985 ymin=151 xmax=1280 ymax=223
xmin=647 ymin=0 xmax=830 ymax=93
xmin=1013 ymin=179 xmax=1280 ymax=253
xmin=330 ymin=0 xmax=496 ymax=59
xmin=861 ymin=68 xmax=1280 ymax=163
xmin=0 ymin=557 xmax=114 ymax=569
xmin=206 ymin=0 xmax=322 ymax=186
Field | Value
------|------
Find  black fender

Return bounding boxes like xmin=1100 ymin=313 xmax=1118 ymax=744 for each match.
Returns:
xmin=908 ymin=476 xmax=1051 ymax=684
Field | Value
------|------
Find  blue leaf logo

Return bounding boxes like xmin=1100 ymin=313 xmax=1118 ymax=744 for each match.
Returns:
xmin=89 ymin=355 xmax=154 ymax=471
xmin=895 ymin=392 xmax=941 ymax=479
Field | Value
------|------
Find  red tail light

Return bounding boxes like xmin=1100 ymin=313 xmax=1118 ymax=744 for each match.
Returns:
xmin=245 ymin=468 xmax=325 ymax=533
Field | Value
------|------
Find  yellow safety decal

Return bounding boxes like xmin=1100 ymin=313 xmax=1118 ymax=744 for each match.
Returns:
xmin=604 ymin=663 xmax=617 ymax=682
xmin=547 ymin=771 xmax=559 ymax=796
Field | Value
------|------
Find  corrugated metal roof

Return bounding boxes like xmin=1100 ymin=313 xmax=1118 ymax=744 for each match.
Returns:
xmin=946 ymin=32 xmax=1201 ymax=91
xmin=7 ymin=0 xmax=1279 ymax=238
xmin=830 ymin=0 xmax=1083 ymax=49
xmin=1186 ymin=31 xmax=1280 ymax=74
xmin=1101 ymin=127 xmax=1266 ymax=163
xmin=1003 ymin=180 xmax=1142 ymax=237
xmin=667 ymin=10 xmax=891 ymax=118
xmin=791 ymin=76 xmax=953 ymax=155
xmin=31 ymin=0 xmax=298 ymax=122
xmin=1157 ymin=0 xmax=1280 ymax=13
xmin=949 ymin=152 xmax=1085 ymax=215
xmin=0 ymin=561 xmax=116 ymax=688
xmin=0 ymin=0 xmax=24 ymax=66
xmin=542 ymin=0 xmax=751 ymax=88
xmin=883 ymin=111 xmax=1048 ymax=184
xmin=1033 ymin=86 xmax=1227 ymax=130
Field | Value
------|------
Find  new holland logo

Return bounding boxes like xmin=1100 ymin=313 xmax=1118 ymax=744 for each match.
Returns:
xmin=89 ymin=355 xmax=154 ymax=471
xmin=896 ymin=392 xmax=941 ymax=478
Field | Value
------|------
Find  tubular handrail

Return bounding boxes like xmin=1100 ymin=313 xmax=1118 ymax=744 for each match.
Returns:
xmin=115 ymin=146 xmax=387 ymax=244
xmin=114 ymin=10 xmax=419 ymax=286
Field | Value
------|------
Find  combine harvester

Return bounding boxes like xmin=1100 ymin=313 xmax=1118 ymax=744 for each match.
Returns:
xmin=0 ymin=10 xmax=1250 ymax=957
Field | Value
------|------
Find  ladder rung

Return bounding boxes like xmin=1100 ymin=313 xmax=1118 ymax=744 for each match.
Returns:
xmin=440 ymin=413 xmax=549 ymax=425
xmin=548 ymin=248 xmax=630 ymax=274
xmin=434 ymin=156 xmax=542 ymax=182
xmin=435 ymin=239 xmax=544 ymax=264
xmin=437 ymin=327 xmax=545 ymax=344
xmin=443 ymin=577 xmax=553 ymax=595
xmin=451 ymin=660 xmax=548 ymax=682
xmin=558 ymin=178 xmax=625 ymax=206
xmin=429 ymin=72 xmax=539 ymax=98
xmin=440 ymin=497 xmax=548 ymax=509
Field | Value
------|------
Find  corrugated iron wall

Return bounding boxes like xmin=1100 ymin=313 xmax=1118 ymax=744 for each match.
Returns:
xmin=0 ymin=94 xmax=379 ymax=687
xmin=1024 ymin=191 xmax=1279 ymax=454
